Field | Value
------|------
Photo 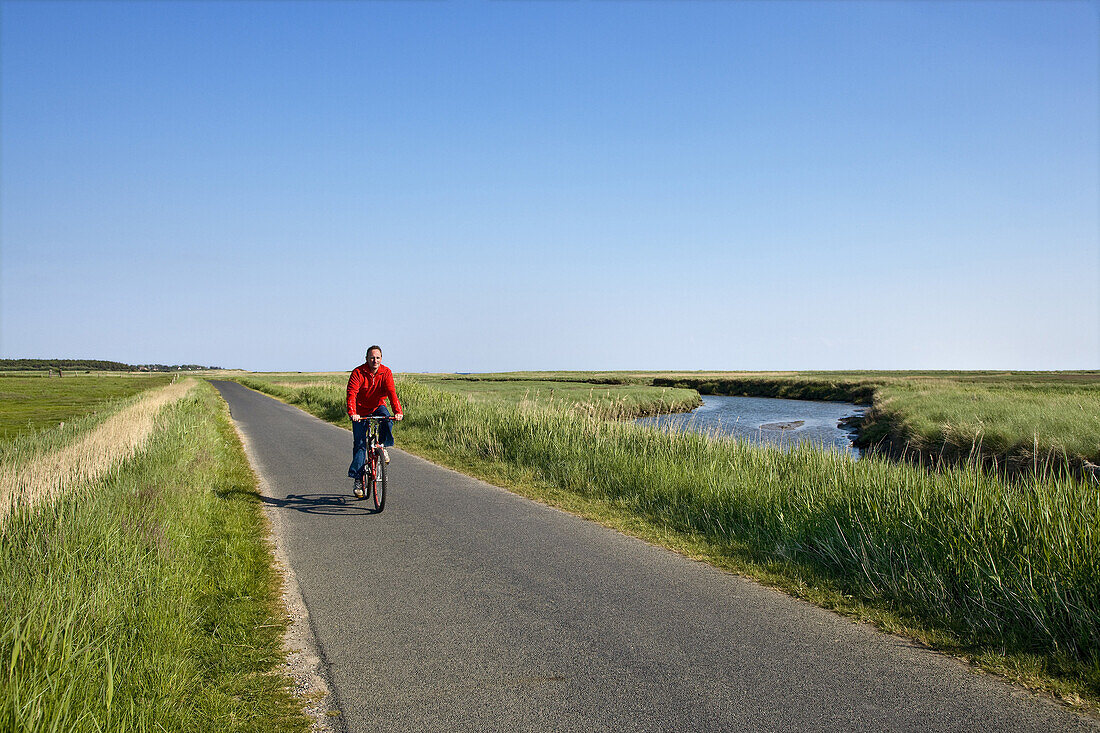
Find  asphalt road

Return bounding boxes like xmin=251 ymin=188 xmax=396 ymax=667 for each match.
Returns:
xmin=212 ymin=381 xmax=1097 ymax=733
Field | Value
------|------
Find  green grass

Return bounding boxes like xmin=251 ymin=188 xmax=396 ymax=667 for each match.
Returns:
xmin=414 ymin=375 xmax=701 ymax=417
xmin=236 ymin=372 xmax=1100 ymax=711
xmin=0 ymin=373 xmax=172 ymax=445
xmin=866 ymin=380 xmax=1100 ymax=468
xmin=0 ymin=382 xmax=309 ymax=732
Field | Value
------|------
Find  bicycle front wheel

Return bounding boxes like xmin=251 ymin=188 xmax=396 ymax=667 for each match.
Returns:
xmin=372 ymin=451 xmax=386 ymax=512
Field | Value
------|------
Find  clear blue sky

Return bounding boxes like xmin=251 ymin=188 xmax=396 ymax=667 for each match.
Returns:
xmin=2 ymin=0 xmax=1097 ymax=372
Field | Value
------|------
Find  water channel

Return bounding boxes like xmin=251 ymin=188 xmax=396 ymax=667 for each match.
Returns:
xmin=635 ymin=395 xmax=864 ymax=456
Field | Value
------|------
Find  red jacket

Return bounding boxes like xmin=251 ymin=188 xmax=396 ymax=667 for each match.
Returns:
xmin=346 ymin=363 xmax=403 ymax=417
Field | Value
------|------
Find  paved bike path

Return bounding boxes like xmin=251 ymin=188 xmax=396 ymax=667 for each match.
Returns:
xmin=211 ymin=381 xmax=1096 ymax=733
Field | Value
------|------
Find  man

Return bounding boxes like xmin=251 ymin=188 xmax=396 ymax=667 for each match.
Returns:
xmin=347 ymin=345 xmax=403 ymax=497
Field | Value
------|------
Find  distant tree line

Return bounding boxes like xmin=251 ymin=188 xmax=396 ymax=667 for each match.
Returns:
xmin=0 ymin=359 xmax=224 ymax=372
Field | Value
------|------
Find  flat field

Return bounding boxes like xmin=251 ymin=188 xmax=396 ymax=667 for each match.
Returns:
xmin=0 ymin=373 xmax=172 ymax=445
xmin=414 ymin=375 xmax=701 ymax=417
xmin=868 ymin=379 xmax=1100 ymax=464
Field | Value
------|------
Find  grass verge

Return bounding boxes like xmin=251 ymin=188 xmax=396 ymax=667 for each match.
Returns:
xmin=0 ymin=381 xmax=309 ymax=732
xmin=237 ymin=373 xmax=1100 ymax=714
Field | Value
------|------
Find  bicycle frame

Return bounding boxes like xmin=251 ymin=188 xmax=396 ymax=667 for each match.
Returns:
xmin=359 ymin=415 xmax=392 ymax=511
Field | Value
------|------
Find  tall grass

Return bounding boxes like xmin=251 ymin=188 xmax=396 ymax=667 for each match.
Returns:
xmin=238 ymin=375 xmax=702 ymax=419
xmin=239 ymin=375 xmax=1100 ymax=702
xmin=0 ymin=382 xmax=308 ymax=732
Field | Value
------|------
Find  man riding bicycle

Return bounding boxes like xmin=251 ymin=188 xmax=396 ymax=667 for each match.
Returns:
xmin=347 ymin=345 xmax=403 ymax=498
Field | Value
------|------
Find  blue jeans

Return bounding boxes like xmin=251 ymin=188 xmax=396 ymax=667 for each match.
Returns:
xmin=348 ymin=406 xmax=394 ymax=479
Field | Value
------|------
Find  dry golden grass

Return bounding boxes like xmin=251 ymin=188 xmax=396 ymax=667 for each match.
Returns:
xmin=0 ymin=379 xmax=196 ymax=518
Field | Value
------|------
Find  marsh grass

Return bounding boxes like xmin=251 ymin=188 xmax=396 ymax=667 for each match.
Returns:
xmin=0 ymin=373 xmax=173 ymax=444
xmin=652 ymin=372 xmax=1100 ymax=474
xmin=238 ymin=374 xmax=1100 ymax=707
xmin=420 ymin=378 xmax=702 ymax=417
xmin=0 ymin=382 xmax=308 ymax=732
xmin=869 ymin=381 xmax=1100 ymax=467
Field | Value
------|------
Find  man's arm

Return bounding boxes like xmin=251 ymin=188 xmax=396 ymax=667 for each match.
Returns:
xmin=346 ymin=368 xmax=362 ymax=418
xmin=385 ymin=369 xmax=403 ymax=419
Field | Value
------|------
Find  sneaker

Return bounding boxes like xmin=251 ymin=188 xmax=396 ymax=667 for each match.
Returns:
xmin=353 ymin=477 xmax=364 ymax=498
xmin=383 ymin=448 xmax=390 ymax=464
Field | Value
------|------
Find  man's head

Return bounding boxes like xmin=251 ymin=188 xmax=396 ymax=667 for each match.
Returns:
xmin=365 ymin=346 xmax=382 ymax=373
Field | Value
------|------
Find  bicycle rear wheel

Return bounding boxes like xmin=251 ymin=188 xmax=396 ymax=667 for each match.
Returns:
xmin=372 ymin=449 xmax=386 ymax=512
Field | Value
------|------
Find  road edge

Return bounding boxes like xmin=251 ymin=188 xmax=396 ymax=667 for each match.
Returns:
xmin=222 ymin=400 xmax=339 ymax=733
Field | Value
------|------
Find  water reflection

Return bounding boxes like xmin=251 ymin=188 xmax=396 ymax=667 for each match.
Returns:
xmin=636 ymin=395 xmax=863 ymax=456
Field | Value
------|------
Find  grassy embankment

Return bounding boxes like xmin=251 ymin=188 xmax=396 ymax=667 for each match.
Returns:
xmin=1 ymin=378 xmax=308 ymax=732
xmin=237 ymin=371 xmax=1100 ymax=712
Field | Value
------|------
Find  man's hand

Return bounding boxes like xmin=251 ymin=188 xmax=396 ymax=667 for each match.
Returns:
xmin=351 ymin=414 xmax=361 ymax=422
xmin=395 ymin=413 xmax=404 ymax=421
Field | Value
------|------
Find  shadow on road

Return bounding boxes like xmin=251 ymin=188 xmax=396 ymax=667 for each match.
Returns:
xmin=260 ymin=491 xmax=381 ymax=516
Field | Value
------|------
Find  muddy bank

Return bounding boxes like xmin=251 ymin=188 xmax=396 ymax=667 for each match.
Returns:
xmin=652 ymin=376 xmax=877 ymax=405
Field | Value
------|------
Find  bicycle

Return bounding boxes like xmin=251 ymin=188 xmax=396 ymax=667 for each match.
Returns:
xmin=356 ymin=415 xmax=392 ymax=511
